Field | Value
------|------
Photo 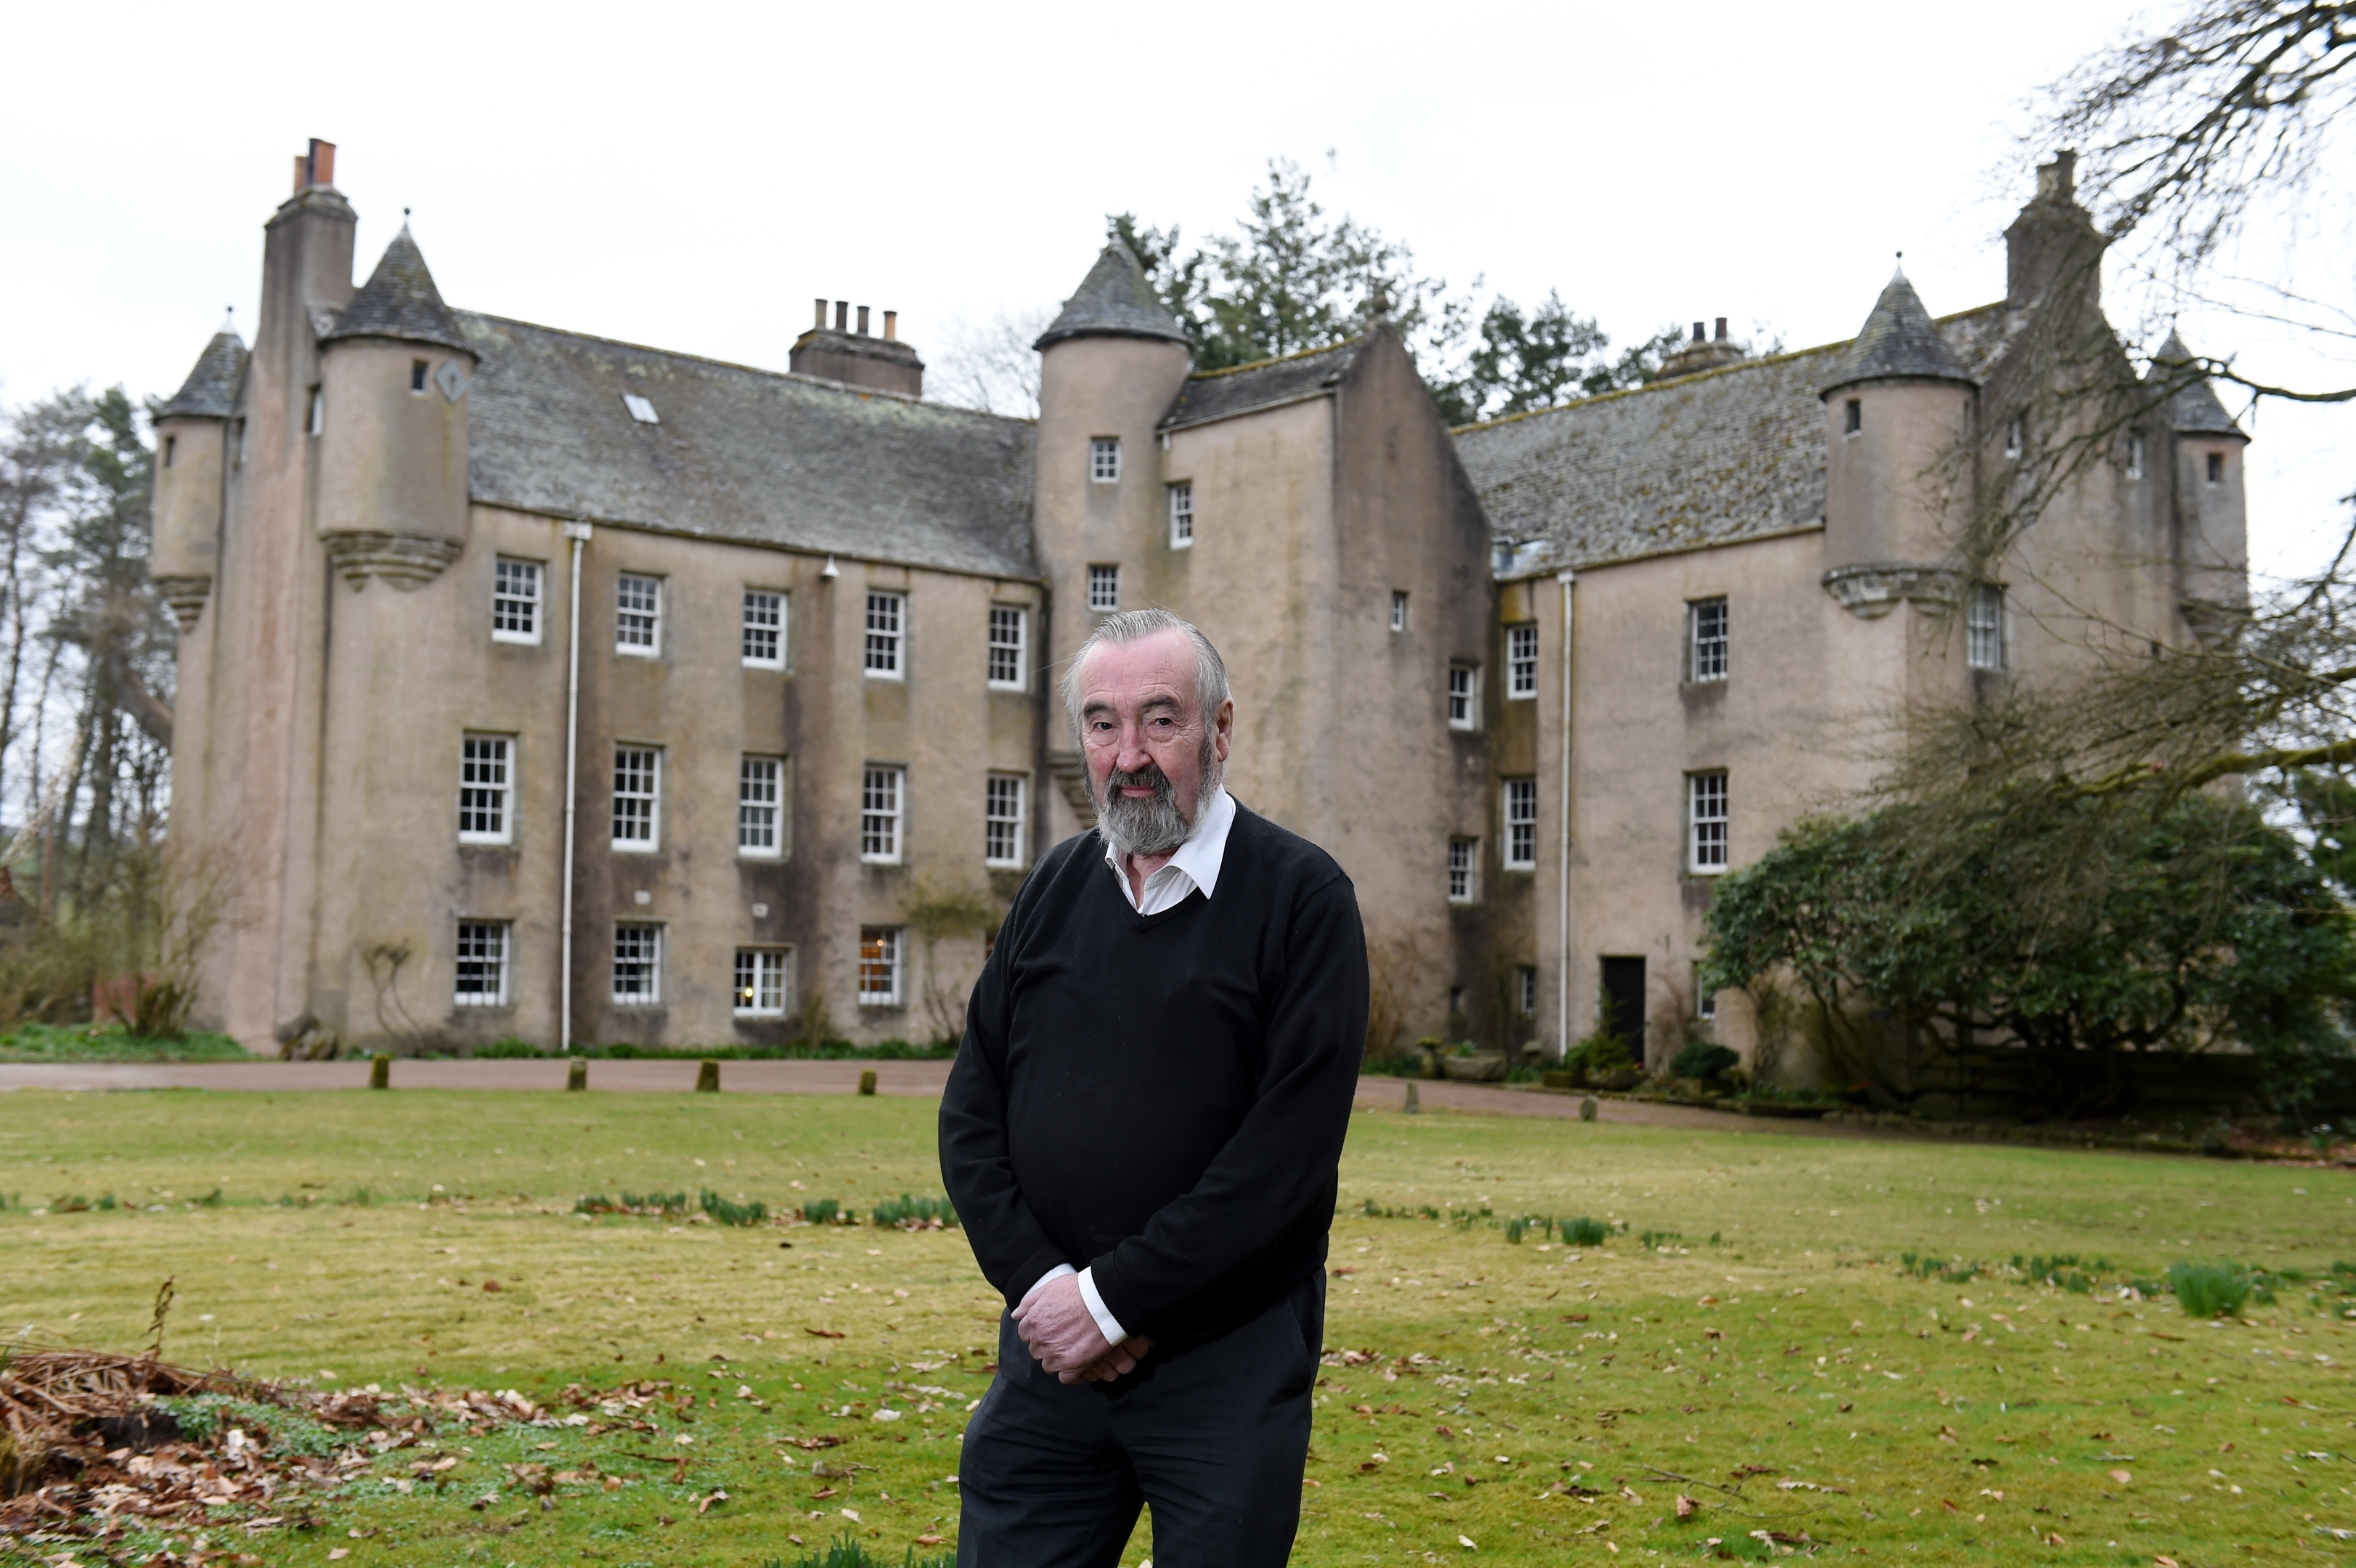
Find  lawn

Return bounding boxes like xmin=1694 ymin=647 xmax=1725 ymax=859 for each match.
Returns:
xmin=0 ymin=1022 xmax=250 ymax=1063
xmin=1 ymin=1087 xmax=2352 ymax=1567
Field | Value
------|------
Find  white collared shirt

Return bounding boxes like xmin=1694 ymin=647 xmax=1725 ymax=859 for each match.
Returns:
xmin=1033 ymin=784 xmax=1236 ymax=1347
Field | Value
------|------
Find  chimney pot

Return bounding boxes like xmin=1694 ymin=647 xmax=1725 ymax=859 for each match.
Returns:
xmin=814 ymin=298 xmax=827 ymax=330
xmin=1691 ymin=321 xmax=1705 ymax=343
xmin=309 ymin=139 xmax=335 ymax=188
xmin=834 ymin=301 xmax=849 ymax=332
xmin=883 ymin=311 xmax=897 ymax=341
xmin=1715 ymin=317 xmax=1728 ymax=342
xmin=857 ymin=305 xmax=871 ymax=336
xmin=293 ymin=154 xmax=309 ymax=194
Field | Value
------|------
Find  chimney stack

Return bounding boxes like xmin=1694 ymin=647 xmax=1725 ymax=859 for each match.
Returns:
xmin=813 ymin=298 xmax=827 ymax=330
xmin=291 ymin=138 xmax=337 ymax=193
xmin=792 ymin=295 xmax=924 ymax=396
xmin=1691 ymin=321 xmax=1705 ymax=343
xmin=857 ymin=305 xmax=871 ymax=336
xmin=883 ymin=311 xmax=897 ymax=341
xmin=834 ymin=301 xmax=849 ymax=332
xmin=1715 ymin=317 xmax=1728 ymax=342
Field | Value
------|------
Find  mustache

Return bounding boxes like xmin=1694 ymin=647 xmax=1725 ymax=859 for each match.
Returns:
xmin=1106 ymin=762 xmax=1175 ymax=794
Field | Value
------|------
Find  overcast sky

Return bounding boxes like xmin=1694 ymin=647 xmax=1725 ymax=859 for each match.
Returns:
xmin=4 ymin=0 xmax=2347 ymax=579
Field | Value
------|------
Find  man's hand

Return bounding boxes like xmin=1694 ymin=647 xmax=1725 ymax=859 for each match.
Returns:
xmin=1013 ymin=1274 xmax=1152 ymax=1384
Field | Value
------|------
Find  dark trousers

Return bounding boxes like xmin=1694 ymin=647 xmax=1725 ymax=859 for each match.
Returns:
xmin=955 ymin=1273 xmax=1323 ymax=1568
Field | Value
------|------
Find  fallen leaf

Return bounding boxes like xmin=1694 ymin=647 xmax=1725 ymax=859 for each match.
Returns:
xmin=1458 ymin=1535 xmax=1477 ymax=1549
xmin=840 ymin=1507 xmax=863 ymax=1522
xmin=327 ymin=1553 xmax=348 ymax=1563
xmin=916 ymin=1536 xmax=945 ymax=1548
xmin=2108 ymin=1469 xmax=2132 ymax=1485
xmin=805 ymin=1328 xmax=846 ymax=1339
xmin=1675 ymin=1495 xmax=1696 ymax=1519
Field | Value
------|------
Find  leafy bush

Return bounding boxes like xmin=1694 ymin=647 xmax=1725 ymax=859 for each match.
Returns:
xmin=2169 ymin=1261 xmax=2259 ymax=1318
xmin=1561 ymin=1217 xmax=1613 ymax=1246
xmin=871 ymin=1193 xmax=958 ymax=1228
xmin=1670 ymin=1042 xmax=1740 ymax=1081
xmin=1565 ymin=1029 xmax=1634 ymax=1077
xmin=800 ymin=1198 xmax=847 ymax=1225
xmin=1899 ymin=1251 xmax=1985 ymax=1282
xmin=698 ymin=1189 xmax=767 ymax=1227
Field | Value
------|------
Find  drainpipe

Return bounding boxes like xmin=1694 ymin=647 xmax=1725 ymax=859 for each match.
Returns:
xmin=1555 ymin=569 xmax=1576 ymax=1061
xmin=560 ymin=521 xmax=592 ymax=1052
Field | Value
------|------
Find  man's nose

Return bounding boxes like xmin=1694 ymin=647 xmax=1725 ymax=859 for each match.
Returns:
xmin=1114 ymin=728 xmax=1155 ymax=774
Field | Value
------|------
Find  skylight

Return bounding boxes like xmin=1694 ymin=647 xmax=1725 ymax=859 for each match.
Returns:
xmin=622 ymin=393 xmax=659 ymax=424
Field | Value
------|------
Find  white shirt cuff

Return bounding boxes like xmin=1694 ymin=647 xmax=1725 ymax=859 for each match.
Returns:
xmin=1076 ymin=1267 xmax=1128 ymax=1346
xmin=1019 ymin=1262 xmax=1075 ymax=1310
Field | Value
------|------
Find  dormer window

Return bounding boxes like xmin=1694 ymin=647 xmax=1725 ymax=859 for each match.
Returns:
xmin=411 ymin=360 xmax=429 ymax=393
xmin=1843 ymin=398 xmax=1861 ymax=436
xmin=623 ymin=393 xmax=659 ymax=425
xmin=1090 ymin=438 xmax=1120 ymax=483
xmin=2206 ymin=451 xmax=2225 ymax=485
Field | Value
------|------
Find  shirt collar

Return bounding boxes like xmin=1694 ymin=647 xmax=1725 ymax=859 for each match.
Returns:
xmin=1100 ymin=783 xmax=1236 ymax=899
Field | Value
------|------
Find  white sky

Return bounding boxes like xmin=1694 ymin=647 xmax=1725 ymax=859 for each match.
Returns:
xmin=4 ymin=0 xmax=2347 ymax=581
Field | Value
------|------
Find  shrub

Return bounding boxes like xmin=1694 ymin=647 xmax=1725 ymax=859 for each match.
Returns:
xmin=1670 ymin=1042 xmax=1740 ymax=1081
xmin=473 ymin=1037 xmax=545 ymax=1058
xmin=871 ymin=1193 xmax=958 ymax=1229
xmin=1565 ymin=1029 xmax=1633 ymax=1077
xmin=765 ymin=1535 xmax=954 ymax=1568
xmin=800 ymin=1198 xmax=847 ymax=1225
xmin=1561 ymin=1217 xmax=1613 ymax=1247
xmin=2169 ymin=1261 xmax=2257 ymax=1318
xmin=699 ymin=1189 xmax=767 ymax=1227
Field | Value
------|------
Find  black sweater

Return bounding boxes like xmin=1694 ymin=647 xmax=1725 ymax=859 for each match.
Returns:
xmin=939 ymin=802 xmax=1368 ymax=1347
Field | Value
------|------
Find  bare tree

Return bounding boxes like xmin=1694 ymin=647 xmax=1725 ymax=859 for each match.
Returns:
xmin=929 ymin=307 xmax=1055 ymax=418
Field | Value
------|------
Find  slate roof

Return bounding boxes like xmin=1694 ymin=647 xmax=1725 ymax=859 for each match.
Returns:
xmin=457 ymin=312 xmax=1037 ymax=578
xmin=1159 ymin=340 xmax=1367 ymax=431
xmin=325 ymin=226 xmax=469 ymax=352
xmin=2148 ymin=332 xmax=2245 ymax=437
xmin=158 ymin=331 xmax=247 ymax=420
xmin=1454 ymin=305 xmax=2008 ymax=574
xmin=1821 ymin=270 xmax=1975 ymax=395
xmin=1035 ymin=244 xmax=1190 ymax=350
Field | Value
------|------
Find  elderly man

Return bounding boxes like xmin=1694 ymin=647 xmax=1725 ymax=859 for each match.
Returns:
xmin=939 ymin=607 xmax=1369 ymax=1566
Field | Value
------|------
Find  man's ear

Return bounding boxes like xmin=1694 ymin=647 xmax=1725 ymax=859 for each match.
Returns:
xmin=1213 ymin=699 xmax=1234 ymax=764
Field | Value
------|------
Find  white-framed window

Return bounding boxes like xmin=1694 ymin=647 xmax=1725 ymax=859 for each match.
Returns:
xmin=733 ymin=948 xmax=791 ymax=1017
xmin=1506 ymin=622 xmax=1539 ymax=698
xmin=1090 ymin=438 xmax=1120 ymax=483
xmin=492 ymin=558 xmax=542 ymax=645
xmin=1168 ymin=481 xmax=1194 ymax=547
xmin=1518 ymin=965 xmax=1538 ymax=1018
xmin=1966 ymin=584 xmax=2006 ymax=671
xmin=616 ymin=572 xmax=662 ymax=656
xmin=1087 ymin=564 xmax=1120 ymax=613
xmin=859 ymin=926 xmax=902 ymax=1006
xmin=458 ymin=734 xmax=513 ymax=845
xmin=1687 ymin=597 xmax=1729 ymax=682
xmin=1390 ymin=592 xmax=1409 ymax=632
xmin=2125 ymin=431 xmax=2146 ymax=481
xmin=861 ymin=765 xmax=905 ymax=864
xmin=987 ymin=605 xmax=1027 ymax=689
xmin=612 ymin=922 xmax=661 ymax=1005
xmin=454 ymin=920 xmax=510 ymax=1007
xmin=1447 ymin=836 xmax=1477 ymax=903
xmin=742 ymin=588 xmax=786 ymax=669
xmin=738 ymin=754 xmax=784 ymax=857
xmin=613 ymin=746 xmax=661 ymax=850
xmin=410 ymin=359 xmax=429 ymax=394
xmin=1688 ymin=771 xmax=1729 ymax=874
xmin=1503 ymin=778 xmax=1538 ymax=870
xmin=1447 ymin=664 xmax=1479 ymax=730
xmin=865 ymin=590 xmax=905 ymax=677
xmin=985 ymin=774 xmax=1026 ymax=867
xmin=306 ymin=386 xmax=325 ymax=437
xmin=622 ymin=393 xmax=660 ymax=424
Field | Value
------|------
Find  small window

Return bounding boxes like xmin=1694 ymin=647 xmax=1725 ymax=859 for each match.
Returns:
xmin=733 ymin=948 xmax=792 ymax=1017
xmin=1446 ymin=837 xmax=1477 ymax=903
xmin=1506 ymin=623 xmax=1539 ymax=698
xmin=861 ymin=764 xmax=905 ymax=864
xmin=2206 ymin=451 xmax=2225 ymax=485
xmin=306 ymin=386 xmax=325 ymax=437
xmin=1687 ymin=597 xmax=1728 ymax=682
xmin=616 ymin=573 xmax=662 ymax=656
xmin=162 ymin=434 xmax=176 ymax=468
xmin=865 ymin=591 xmax=905 ymax=677
xmin=1696 ymin=967 xmax=1718 ymax=1022
xmin=987 ymin=605 xmax=1027 ymax=688
xmin=2004 ymin=417 xmax=2025 ymax=459
xmin=1390 ymin=592 xmax=1409 ymax=633
xmin=492 ymin=558 xmax=542 ymax=645
xmin=985 ymin=774 xmax=1027 ymax=867
xmin=1688 ymin=771 xmax=1729 ymax=874
xmin=742 ymin=588 xmax=786 ymax=669
xmin=457 ymin=734 xmax=513 ymax=845
xmin=2125 ymin=431 xmax=2145 ymax=481
xmin=1843 ymin=398 xmax=1861 ymax=436
xmin=738 ymin=755 xmax=785 ymax=857
xmin=411 ymin=360 xmax=429 ymax=393
xmin=859 ymin=926 xmax=903 ymax=1006
xmin=1502 ymin=778 xmax=1538 ymax=870
xmin=1518 ymin=965 xmax=1538 ymax=1018
xmin=1965 ymin=584 xmax=2005 ymax=671
xmin=612 ymin=922 xmax=662 ymax=1004
xmin=232 ymin=418 xmax=247 ymax=467
xmin=1090 ymin=438 xmax=1120 ymax=483
xmin=1447 ymin=665 xmax=1479 ymax=730
xmin=454 ymin=920 xmax=511 ymax=1007
xmin=622 ymin=393 xmax=660 ymax=424
xmin=1168 ymin=481 xmax=1194 ymax=547
xmin=613 ymin=745 xmax=661 ymax=850
xmin=1087 ymin=564 xmax=1120 ymax=613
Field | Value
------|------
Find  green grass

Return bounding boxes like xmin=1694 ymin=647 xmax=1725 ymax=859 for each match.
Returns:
xmin=3 ymin=1089 xmax=2355 ymax=1564
xmin=0 ymin=1020 xmax=250 ymax=1061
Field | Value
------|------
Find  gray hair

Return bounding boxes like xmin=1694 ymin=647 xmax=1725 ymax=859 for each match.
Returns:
xmin=1059 ymin=607 xmax=1231 ymax=742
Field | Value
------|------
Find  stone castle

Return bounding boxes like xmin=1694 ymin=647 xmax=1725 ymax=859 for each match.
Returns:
xmin=152 ymin=140 xmax=2248 ymax=1063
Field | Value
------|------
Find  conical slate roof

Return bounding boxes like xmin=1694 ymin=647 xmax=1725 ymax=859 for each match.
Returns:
xmin=2147 ymin=332 xmax=2243 ymax=437
xmin=323 ymin=225 xmax=469 ymax=351
xmin=1821 ymin=269 xmax=1974 ymax=396
xmin=1034 ymin=243 xmax=1189 ymax=351
xmin=156 ymin=330 xmax=248 ymax=420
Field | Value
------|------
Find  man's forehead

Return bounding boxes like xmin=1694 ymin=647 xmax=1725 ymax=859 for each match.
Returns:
xmin=1077 ymin=635 xmax=1197 ymax=708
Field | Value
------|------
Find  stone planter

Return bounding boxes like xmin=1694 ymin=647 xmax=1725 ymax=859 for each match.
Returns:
xmin=1595 ymin=1068 xmax=1643 ymax=1092
xmin=1440 ymin=1052 xmax=1509 ymax=1082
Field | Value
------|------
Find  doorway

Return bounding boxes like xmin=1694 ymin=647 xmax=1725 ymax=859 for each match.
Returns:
xmin=1599 ymin=956 xmax=1647 ymax=1060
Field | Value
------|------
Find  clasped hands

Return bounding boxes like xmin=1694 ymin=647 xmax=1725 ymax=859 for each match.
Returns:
xmin=1013 ymin=1273 xmax=1155 ymax=1385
